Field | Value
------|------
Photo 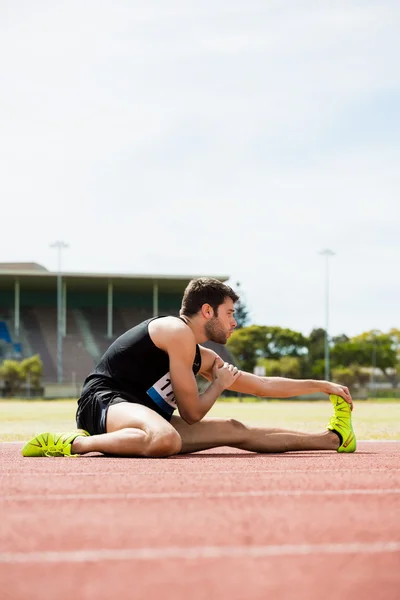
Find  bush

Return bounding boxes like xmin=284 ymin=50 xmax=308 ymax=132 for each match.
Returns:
xmin=0 ymin=355 xmax=43 ymax=397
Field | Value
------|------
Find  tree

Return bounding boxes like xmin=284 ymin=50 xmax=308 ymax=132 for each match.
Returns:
xmin=331 ymin=330 xmax=397 ymax=386
xmin=309 ymin=358 xmax=326 ymax=380
xmin=0 ymin=360 xmax=24 ymax=396
xmin=234 ymin=282 xmax=250 ymax=329
xmin=262 ymin=326 xmax=308 ymax=359
xmin=389 ymin=328 xmax=400 ymax=374
xmin=357 ymin=331 xmax=398 ymax=386
xmin=331 ymin=339 xmax=370 ymax=368
xmin=332 ymin=334 xmax=350 ymax=345
xmin=331 ymin=365 xmax=370 ymax=389
xmin=227 ymin=325 xmax=308 ymax=373
xmin=227 ymin=325 xmax=268 ymax=373
xmin=260 ymin=356 xmax=302 ymax=378
xmin=331 ymin=366 xmax=358 ymax=388
xmin=306 ymin=329 xmax=350 ymax=380
xmin=307 ymin=328 xmax=326 ymax=363
xmin=389 ymin=328 xmax=400 ymax=355
xmin=20 ymin=355 xmax=43 ymax=392
xmin=0 ymin=354 xmax=43 ymax=397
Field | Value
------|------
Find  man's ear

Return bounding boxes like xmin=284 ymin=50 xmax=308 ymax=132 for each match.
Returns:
xmin=201 ymin=303 xmax=214 ymax=319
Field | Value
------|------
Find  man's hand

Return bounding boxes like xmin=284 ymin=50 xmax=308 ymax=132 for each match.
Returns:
xmin=213 ymin=360 xmax=241 ymax=390
xmin=322 ymin=381 xmax=353 ymax=410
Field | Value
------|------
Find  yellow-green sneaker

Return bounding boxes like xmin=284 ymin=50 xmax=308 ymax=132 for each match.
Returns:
xmin=327 ymin=394 xmax=356 ymax=453
xmin=21 ymin=430 xmax=90 ymax=457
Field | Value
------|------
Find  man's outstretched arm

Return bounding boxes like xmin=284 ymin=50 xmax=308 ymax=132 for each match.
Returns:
xmin=199 ymin=347 xmax=353 ymax=409
xmin=228 ymin=371 xmax=353 ymax=408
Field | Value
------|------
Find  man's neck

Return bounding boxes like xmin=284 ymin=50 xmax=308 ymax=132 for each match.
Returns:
xmin=179 ymin=314 xmax=208 ymax=344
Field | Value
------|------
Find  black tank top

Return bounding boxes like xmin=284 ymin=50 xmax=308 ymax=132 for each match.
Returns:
xmin=81 ymin=316 xmax=202 ymax=417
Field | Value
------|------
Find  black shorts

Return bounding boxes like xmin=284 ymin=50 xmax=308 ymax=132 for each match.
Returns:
xmin=76 ymin=389 xmax=173 ymax=435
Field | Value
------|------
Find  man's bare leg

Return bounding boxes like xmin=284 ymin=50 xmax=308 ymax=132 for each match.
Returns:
xmin=171 ymin=416 xmax=339 ymax=454
xmin=72 ymin=404 xmax=182 ymax=457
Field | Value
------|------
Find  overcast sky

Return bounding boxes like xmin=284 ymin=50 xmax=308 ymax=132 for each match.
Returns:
xmin=1 ymin=0 xmax=399 ymax=337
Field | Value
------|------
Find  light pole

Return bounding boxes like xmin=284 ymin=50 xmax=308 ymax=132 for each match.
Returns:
xmin=319 ymin=249 xmax=335 ymax=381
xmin=370 ymin=332 xmax=377 ymax=398
xmin=50 ymin=241 xmax=69 ymax=384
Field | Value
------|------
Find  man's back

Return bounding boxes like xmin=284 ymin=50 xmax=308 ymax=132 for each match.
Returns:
xmin=79 ymin=316 xmax=201 ymax=416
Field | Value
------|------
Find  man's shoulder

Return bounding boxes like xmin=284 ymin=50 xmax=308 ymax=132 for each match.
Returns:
xmin=149 ymin=316 xmax=195 ymax=352
xmin=152 ymin=316 xmax=188 ymax=332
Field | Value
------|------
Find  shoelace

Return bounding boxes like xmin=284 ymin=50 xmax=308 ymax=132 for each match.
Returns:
xmin=336 ymin=402 xmax=350 ymax=413
xmin=44 ymin=447 xmax=63 ymax=457
xmin=330 ymin=403 xmax=351 ymax=429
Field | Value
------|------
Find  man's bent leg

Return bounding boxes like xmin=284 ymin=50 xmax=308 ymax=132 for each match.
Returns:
xmin=72 ymin=403 xmax=182 ymax=457
xmin=171 ymin=416 xmax=340 ymax=454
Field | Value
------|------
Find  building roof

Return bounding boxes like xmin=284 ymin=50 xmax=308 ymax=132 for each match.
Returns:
xmin=0 ymin=262 xmax=48 ymax=271
xmin=0 ymin=263 xmax=229 ymax=293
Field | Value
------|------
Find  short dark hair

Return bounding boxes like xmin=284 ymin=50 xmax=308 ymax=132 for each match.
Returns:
xmin=180 ymin=277 xmax=239 ymax=317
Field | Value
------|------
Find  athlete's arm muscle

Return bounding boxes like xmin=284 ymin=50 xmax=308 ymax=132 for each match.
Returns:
xmin=166 ymin=327 xmax=206 ymax=424
xmin=199 ymin=346 xmax=353 ymax=407
xmin=151 ymin=319 xmax=240 ymax=423
xmin=150 ymin=319 xmax=221 ymax=424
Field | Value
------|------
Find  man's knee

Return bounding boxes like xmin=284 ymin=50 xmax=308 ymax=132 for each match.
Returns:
xmin=145 ymin=428 xmax=182 ymax=457
xmin=227 ymin=418 xmax=248 ymax=443
xmin=228 ymin=418 xmax=247 ymax=432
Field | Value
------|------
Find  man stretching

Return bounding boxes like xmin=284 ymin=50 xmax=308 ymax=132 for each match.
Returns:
xmin=22 ymin=278 xmax=356 ymax=458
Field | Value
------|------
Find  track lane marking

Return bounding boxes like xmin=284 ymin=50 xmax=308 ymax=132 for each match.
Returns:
xmin=2 ymin=488 xmax=400 ymax=501
xmin=0 ymin=541 xmax=399 ymax=564
xmin=1 ymin=468 xmax=400 ymax=476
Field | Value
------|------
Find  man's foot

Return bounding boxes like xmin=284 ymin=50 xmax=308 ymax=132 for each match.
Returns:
xmin=21 ymin=430 xmax=90 ymax=457
xmin=327 ymin=394 xmax=356 ymax=453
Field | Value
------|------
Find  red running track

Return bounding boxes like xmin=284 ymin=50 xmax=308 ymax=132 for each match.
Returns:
xmin=1 ymin=441 xmax=399 ymax=600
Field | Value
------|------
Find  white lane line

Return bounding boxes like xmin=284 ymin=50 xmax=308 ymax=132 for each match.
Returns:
xmin=0 ymin=541 xmax=399 ymax=564
xmin=2 ymin=488 xmax=400 ymax=502
xmin=1 ymin=468 xmax=400 ymax=477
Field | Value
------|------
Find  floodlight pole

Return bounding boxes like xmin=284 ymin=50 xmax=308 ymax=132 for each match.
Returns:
xmin=50 ymin=241 xmax=69 ymax=384
xmin=319 ymin=249 xmax=335 ymax=381
xmin=370 ymin=332 xmax=377 ymax=396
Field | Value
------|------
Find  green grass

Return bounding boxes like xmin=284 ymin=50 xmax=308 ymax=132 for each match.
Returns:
xmin=0 ymin=400 xmax=79 ymax=442
xmin=1 ymin=399 xmax=400 ymax=442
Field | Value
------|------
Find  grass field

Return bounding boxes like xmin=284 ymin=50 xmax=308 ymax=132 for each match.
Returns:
xmin=1 ymin=399 xmax=400 ymax=442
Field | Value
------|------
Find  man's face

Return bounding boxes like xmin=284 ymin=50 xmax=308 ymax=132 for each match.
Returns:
xmin=204 ymin=297 xmax=237 ymax=344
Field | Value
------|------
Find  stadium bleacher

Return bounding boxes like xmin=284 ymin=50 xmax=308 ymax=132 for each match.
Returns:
xmin=0 ymin=264 xmax=234 ymax=393
xmin=21 ymin=308 xmax=57 ymax=381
